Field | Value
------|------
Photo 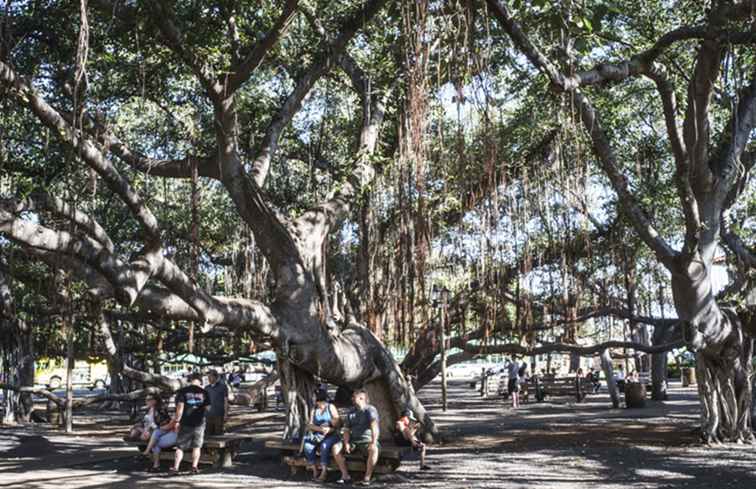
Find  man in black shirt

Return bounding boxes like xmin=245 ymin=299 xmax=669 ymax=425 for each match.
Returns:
xmin=171 ymin=373 xmax=210 ymax=474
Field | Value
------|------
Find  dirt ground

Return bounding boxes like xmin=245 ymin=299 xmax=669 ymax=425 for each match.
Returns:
xmin=1 ymin=380 xmax=755 ymax=488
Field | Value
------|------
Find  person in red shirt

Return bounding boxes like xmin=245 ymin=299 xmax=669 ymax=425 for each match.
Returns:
xmin=394 ymin=408 xmax=430 ymax=470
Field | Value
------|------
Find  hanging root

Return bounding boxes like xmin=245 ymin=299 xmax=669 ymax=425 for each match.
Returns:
xmin=277 ymin=354 xmax=316 ymax=442
xmin=696 ymin=310 xmax=755 ymax=445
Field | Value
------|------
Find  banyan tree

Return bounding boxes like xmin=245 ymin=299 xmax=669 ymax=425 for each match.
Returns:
xmin=0 ymin=0 xmax=435 ymax=438
xmin=483 ymin=0 xmax=756 ymax=443
xmin=1 ymin=0 xmax=756 ymax=447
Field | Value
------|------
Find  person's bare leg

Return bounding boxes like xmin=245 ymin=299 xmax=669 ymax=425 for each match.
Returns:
xmin=364 ymin=445 xmax=379 ymax=481
xmin=152 ymin=451 xmax=160 ymax=469
xmin=191 ymin=447 xmax=201 ymax=469
xmin=317 ymin=464 xmax=328 ymax=481
xmin=332 ymin=442 xmax=350 ymax=481
xmin=173 ymin=448 xmax=184 ymax=471
xmin=420 ymin=445 xmax=428 ymax=468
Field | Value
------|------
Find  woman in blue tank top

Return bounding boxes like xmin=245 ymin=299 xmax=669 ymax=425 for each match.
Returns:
xmin=304 ymin=390 xmax=341 ymax=481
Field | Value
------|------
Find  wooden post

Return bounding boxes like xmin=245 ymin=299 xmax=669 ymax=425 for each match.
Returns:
xmin=440 ymin=301 xmax=448 ymax=412
xmin=64 ymin=313 xmax=75 ymax=433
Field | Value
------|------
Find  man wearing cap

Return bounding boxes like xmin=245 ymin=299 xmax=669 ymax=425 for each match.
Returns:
xmin=395 ymin=407 xmax=430 ymax=470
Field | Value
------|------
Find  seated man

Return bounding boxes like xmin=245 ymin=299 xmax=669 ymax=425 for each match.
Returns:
xmin=332 ymin=389 xmax=380 ymax=486
xmin=395 ymin=408 xmax=430 ymax=470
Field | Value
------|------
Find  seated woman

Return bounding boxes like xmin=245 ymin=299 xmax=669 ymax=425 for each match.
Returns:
xmin=128 ymin=394 xmax=160 ymax=441
xmin=303 ymin=390 xmax=341 ymax=481
xmin=141 ymin=396 xmax=176 ymax=472
xmin=395 ymin=408 xmax=430 ymax=470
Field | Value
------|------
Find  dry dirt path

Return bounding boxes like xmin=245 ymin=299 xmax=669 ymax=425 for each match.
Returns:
xmin=1 ymin=381 xmax=754 ymax=488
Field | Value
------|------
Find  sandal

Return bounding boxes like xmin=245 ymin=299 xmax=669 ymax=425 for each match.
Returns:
xmin=190 ymin=466 xmax=200 ymax=475
xmin=336 ymin=477 xmax=352 ymax=484
xmin=147 ymin=466 xmax=161 ymax=473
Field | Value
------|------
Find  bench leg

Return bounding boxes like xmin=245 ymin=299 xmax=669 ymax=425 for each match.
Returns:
xmin=220 ymin=448 xmax=235 ymax=468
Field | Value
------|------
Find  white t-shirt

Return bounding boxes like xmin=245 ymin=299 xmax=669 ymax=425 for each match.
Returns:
xmin=143 ymin=410 xmax=156 ymax=430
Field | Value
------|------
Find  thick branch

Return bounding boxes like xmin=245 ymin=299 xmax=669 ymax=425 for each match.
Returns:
xmin=0 ymin=60 xmax=161 ymax=242
xmin=248 ymin=0 xmax=388 ymax=187
xmin=645 ymin=65 xmax=700 ymax=257
xmin=485 ymin=0 xmax=677 ymax=266
xmin=225 ymin=0 xmax=300 ymax=94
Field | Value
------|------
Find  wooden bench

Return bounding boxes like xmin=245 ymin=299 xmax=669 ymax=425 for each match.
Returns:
xmin=528 ymin=377 xmax=592 ymax=402
xmin=124 ymin=433 xmax=255 ymax=468
xmin=265 ymin=439 xmax=410 ymax=475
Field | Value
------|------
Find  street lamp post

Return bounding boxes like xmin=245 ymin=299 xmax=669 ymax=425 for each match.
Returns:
xmin=433 ymin=284 xmax=450 ymax=412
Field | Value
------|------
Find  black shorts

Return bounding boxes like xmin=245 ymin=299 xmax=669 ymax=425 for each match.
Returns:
xmin=176 ymin=422 xmax=205 ymax=450
xmin=508 ymin=378 xmax=520 ymax=394
xmin=395 ymin=436 xmax=423 ymax=452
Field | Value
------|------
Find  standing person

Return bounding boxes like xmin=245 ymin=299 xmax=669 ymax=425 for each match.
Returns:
xmin=205 ymin=370 xmax=228 ymax=435
xmin=615 ymin=366 xmax=626 ymax=393
xmin=395 ymin=407 xmax=430 ymax=471
xmin=575 ymin=368 xmax=585 ymax=402
xmin=332 ymin=389 xmax=380 ymax=486
xmin=534 ymin=370 xmax=546 ymax=402
xmin=507 ymin=358 xmax=521 ymax=409
xmin=230 ymin=369 xmax=242 ymax=389
xmin=303 ymin=390 xmax=341 ymax=481
xmin=171 ymin=373 xmax=210 ymax=475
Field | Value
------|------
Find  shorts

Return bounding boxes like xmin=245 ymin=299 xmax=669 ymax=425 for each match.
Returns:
xmin=176 ymin=422 xmax=205 ymax=450
xmin=508 ymin=378 xmax=520 ymax=394
xmin=349 ymin=440 xmax=380 ymax=457
xmin=206 ymin=415 xmax=225 ymax=436
xmin=395 ymin=436 xmax=423 ymax=452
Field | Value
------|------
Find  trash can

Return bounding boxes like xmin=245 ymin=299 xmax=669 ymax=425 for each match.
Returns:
xmin=625 ymin=382 xmax=646 ymax=408
xmin=682 ymin=367 xmax=697 ymax=387
xmin=46 ymin=399 xmax=62 ymax=426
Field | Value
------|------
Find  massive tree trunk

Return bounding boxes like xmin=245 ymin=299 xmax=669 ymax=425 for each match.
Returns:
xmin=674 ymin=261 xmax=754 ymax=444
xmin=0 ymin=264 xmax=34 ymax=424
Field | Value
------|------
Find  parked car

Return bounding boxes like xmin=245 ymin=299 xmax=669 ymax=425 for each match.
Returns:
xmin=35 ymin=358 xmax=109 ymax=390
